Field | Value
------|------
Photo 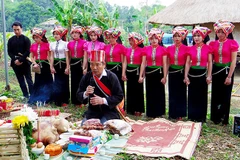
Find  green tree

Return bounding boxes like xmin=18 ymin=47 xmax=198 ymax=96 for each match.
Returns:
xmin=0 ymin=0 xmax=18 ymax=31
xmin=32 ymin=0 xmax=54 ymax=22
xmin=0 ymin=0 xmax=52 ymax=32
xmin=10 ymin=1 xmax=42 ymax=30
xmin=32 ymin=0 xmax=54 ymax=10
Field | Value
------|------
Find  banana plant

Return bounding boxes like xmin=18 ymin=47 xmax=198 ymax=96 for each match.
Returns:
xmin=73 ymin=0 xmax=100 ymax=27
xmin=49 ymin=0 xmax=120 ymax=39
xmin=93 ymin=3 xmax=119 ymax=30
xmin=74 ymin=0 xmax=120 ymax=30
xmin=49 ymin=0 xmax=80 ymax=40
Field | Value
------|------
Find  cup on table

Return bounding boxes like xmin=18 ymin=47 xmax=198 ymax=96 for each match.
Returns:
xmin=114 ymin=134 xmax=119 ymax=140
xmin=44 ymin=153 xmax=50 ymax=160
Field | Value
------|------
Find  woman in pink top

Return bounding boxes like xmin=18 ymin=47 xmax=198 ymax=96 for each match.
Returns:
xmin=209 ymin=20 xmax=239 ymax=125
xmin=184 ymin=27 xmax=213 ymax=122
xmin=29 ymin=28 xmax=53 ymax=104
xmin=139 ymin=28 xmax=168 ymax=118
xmin=68 ymin=26 xmax=86 ymax=105
xmin=83 ymin=26 xmax=105 ymax=74
xmin=122 ymin=32 xmax=145 ymax=116
xmin=167 ymin=26 xmax=189 ymax=120
xmin=103 ymin=28 xmax=126 ymax=93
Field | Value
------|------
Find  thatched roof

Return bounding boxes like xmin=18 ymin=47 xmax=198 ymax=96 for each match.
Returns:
xmin=149 ymin=0 xmax=240 ymax=25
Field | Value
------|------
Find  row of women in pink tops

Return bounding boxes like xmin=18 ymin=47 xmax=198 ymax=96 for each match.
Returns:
xmin=130 ymin=20 xmax=237 ymax=125
xmin=125 ymin=21 xmax=238 ymax=125
xmin=29 ymin=20 xmax=238 ymax=125
xmin=28 ymin=26 xmax=124 ymax=107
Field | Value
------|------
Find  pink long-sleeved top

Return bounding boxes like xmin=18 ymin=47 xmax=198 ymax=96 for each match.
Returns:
xmin=67 ymin=39 xmax=86 ymax=58
xmin=187 ymin=44 xmax=213 ymax=67
xmin=104 ymin=43 xmax=126 ymax=63
xmin=166 ymin=44 xmax=189 ymax=66
xmin=209 ymin=39 xmax=239 ymax=64
xmin=142 ymin=45 xmax=167 ymax=66
xmin=125 ymin=47 xmax=143 ymax=65
xmin=83 ymin=41 xmax=105 ymax=56
xmin=30 ymin=42 xmax=50 ymax=60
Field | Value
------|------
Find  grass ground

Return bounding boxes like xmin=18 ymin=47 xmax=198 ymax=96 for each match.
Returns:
xmin=1 ymin=59 xmax=240 ymax=160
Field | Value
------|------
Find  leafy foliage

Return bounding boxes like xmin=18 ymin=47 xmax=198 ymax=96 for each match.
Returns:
xmin=0 ymin=0 xmax=51 ymax=32
xmin=23 ymin=122 xmax=38 ymax=160
xmin=73 ymin=0 xmax=120 ymax=30
xmin=48 ymin=0 xmax=82 ymax=39
xmin=0 ymin=0 xmax=168 ymax=46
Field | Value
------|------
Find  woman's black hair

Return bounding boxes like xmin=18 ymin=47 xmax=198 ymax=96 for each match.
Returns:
xmin=87 ymin=34 xmax=104 ymax=42
xmin=41 ymin=35 xmax=48 ymax=43
xmin=192 ymin=35 xmax=210 ymax=45
xmin=61 ymin=35 xmax=67 ymax=41
xmin=116 ymin=36 xmax=122 ymax=44
xmin=182 ymin=38 xmax=188 ymax=46
xmin=158 ymin=40 xmax=164 ymax=46
xmin=203 ymin=35 xmax=210 ymax=44
xmin=80 ymin=34 xmax=84 ymax=39
xmin=138 ymin=43 xmax=144 ymax=48
xmin=215 ymin=32 xmax=234 ymax=40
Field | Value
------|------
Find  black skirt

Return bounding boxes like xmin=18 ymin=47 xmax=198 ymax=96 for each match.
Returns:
xmin=188 ymin=68 xmax=208 ymax=122
xmin=145 ymin=67 xmax=165 ymax=118
xmin=106 ymin=63 xmax=124 ymax=92
xmin=29 ymin=61 xmax=53 ymax=103
xmin=126 ymin=66 xmax=144 ymax=115
xmin=211 ymin=64 xmax=233 ymax=124
xmin=106 ymin=63 xmax=125 ymax=109
xmin=168 ymin=67 xmax=187 ymax=119
xmin=70 ymin=59 xmax=83 ymax=105
xmin=52 ymin=60 xmax=70 ymax=106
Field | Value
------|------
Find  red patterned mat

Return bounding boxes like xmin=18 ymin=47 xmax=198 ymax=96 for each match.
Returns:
xmin=125 ymin=118 xmax=201 ymax=159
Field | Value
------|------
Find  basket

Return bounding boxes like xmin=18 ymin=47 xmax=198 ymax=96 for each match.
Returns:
xmin=0 ymin=127 xmax=29 ymax=160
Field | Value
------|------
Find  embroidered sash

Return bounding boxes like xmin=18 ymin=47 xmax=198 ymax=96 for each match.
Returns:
xmin=92 ymin=74 xmax=125 ymax=115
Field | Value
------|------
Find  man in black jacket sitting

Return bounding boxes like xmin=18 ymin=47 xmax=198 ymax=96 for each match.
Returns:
xmin=77 ymin=50 xmax=124 ymax=124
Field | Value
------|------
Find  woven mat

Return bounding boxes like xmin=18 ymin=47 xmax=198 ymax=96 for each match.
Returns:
xmin=125 ymin=118 xmax=202 ymax=159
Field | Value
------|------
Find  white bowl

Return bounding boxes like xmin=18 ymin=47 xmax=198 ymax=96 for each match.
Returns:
xmin=60 ymin=132 xmax=73 ymax=141
xmin=56 ymin=139 xmax=67 ymax=146
xmin=32 ymin=145 xmax=45 ymax=155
